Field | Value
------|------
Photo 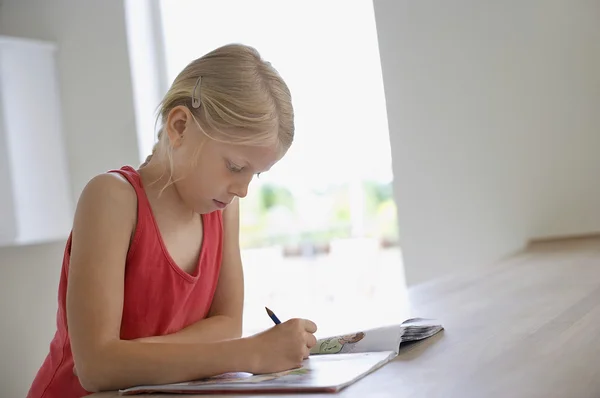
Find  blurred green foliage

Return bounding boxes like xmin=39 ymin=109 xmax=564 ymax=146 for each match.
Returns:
xmin=239 ymin=180 xmax=399 ymax=249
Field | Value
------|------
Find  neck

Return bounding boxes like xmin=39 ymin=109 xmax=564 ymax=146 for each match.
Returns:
xmin=138 ymin=155 xmax=197 ymax=220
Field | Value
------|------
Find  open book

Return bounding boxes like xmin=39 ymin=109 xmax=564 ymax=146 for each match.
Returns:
xmin=119 ymin=318 xmax=443 ymax=395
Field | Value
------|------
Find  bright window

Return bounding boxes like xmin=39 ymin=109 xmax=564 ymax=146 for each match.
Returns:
xmin=156 ymin=0 xmax=408 ymax=336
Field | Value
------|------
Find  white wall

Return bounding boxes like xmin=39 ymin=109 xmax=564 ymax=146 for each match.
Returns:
xmin=0 ymin=0 xmax=140 ymax=199
xmin=0 ymin=36 xmax=73 ymax=246
xmin=0 ymin=0 xmax=139 ymax=396
xmin=373 ymin=0 xmax=600 ymax=285
xmin=1 ymin=0 xmax=599 ymax=394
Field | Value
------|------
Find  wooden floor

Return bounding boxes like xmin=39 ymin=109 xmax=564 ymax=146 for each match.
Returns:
xmin=93 ymin=236 xmax=600 ymax=398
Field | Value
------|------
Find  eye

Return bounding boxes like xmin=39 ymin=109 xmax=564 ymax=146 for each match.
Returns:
xmin=226 ymin=160 xmax=243 ymax=173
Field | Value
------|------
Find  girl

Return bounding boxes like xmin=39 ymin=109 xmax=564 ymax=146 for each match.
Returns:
xmin=27 ymin=43 xmax=317 ymax=397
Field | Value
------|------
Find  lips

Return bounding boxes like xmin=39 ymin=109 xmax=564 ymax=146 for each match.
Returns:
xmin=213 ymin=199 xmax=228 ymax=209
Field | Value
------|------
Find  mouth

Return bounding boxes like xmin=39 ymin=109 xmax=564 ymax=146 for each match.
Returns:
xmin=213 ymin=199 xmax=228 ymax=209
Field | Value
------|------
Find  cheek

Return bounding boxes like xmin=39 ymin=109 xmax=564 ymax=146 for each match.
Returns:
xmin=169 ymin=156 xmax=201 ymax=196
xmin=170 ymin=148 xmax=191 ymax=178
xmin=186 ymin=164 xmax=226 ymax=199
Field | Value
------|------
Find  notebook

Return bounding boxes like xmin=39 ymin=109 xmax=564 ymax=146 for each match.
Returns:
xmin=119 ymin=318 xmax=443 ymax=395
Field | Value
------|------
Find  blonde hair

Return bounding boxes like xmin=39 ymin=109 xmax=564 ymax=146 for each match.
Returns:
xmin=144 ymin=43 xmax=294 ymax=174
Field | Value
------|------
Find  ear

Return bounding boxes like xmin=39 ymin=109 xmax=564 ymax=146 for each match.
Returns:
xmin=164 ymin=106 xmax=191 ymax=148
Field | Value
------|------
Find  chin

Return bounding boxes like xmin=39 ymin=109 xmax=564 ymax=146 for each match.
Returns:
xmin=194 ymin=205 xmax=213 ymax=214
xmin=194 ymin=200 xmax=221 ymax=214
xmin=185 ymin=200 xmax=210 ymax=215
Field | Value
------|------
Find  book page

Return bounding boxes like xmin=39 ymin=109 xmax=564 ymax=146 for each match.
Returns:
xmin=309 ymin=324 xmax=404 ymax=355
xmin=119 ymin=351 xmax=397 ymax=395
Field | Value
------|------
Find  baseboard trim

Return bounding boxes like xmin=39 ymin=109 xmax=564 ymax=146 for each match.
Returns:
xmin=528 ymin=232 xmax=600 ymax=246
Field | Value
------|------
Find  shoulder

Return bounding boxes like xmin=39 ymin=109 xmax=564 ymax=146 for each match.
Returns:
xmin=222 ymin=197 xmax=240 ymax=228
xmin=219 ymin=198 xmax=239 ymax=248
xmin=74 ymin=172 xmax=138 ymax=227
xmin=79 ymin=172 xmax=136 ymax=205
xmin=68 ymin=172 xmax=139 ymax=265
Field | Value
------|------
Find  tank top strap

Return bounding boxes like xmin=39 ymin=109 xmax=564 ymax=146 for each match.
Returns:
xmin=107 ymin=165 xmax=154 ymax=261
xmin=108 ymin=165 xmax=147 ymax=200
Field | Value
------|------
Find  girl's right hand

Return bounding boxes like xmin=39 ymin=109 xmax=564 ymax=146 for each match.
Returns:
xmin=246 ymin=318 xmax=318 ymax=374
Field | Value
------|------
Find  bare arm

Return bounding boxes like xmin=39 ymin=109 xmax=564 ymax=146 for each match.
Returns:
xmin=137 ymin=198 xmax=244 ymax=343
xmin=67 ymin=175 xmax=252 ymax=392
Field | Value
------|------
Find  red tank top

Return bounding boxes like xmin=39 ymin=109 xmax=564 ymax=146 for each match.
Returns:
xmin=27 ymin=165 xmax=224 ymax=398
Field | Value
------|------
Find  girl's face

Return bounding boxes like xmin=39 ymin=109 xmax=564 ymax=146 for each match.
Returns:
xmin=166 ymin=106 xmax=283 ymax=214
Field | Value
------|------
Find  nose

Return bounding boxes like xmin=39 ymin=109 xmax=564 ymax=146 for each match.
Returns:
xmin=229 ymin=179 xmax=250 ymax=199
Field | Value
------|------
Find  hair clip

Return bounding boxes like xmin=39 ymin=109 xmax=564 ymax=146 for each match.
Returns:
xmin=192 ymin=76 xmax=202 ymax=108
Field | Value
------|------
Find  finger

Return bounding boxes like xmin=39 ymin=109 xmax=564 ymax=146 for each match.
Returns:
xmin=306 ymin=332 xmax=317 ymax=348
xmin=302 ymin=346 xmax=310 ymax=360
xmin=303 ymin=319 xmax=317 ymax=333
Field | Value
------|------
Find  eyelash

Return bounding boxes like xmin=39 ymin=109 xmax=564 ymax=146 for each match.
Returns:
xmin=227 ymin=161 xmax=261 ymax=178
xmin=227 ymin=162 xmax=243 ymax=173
